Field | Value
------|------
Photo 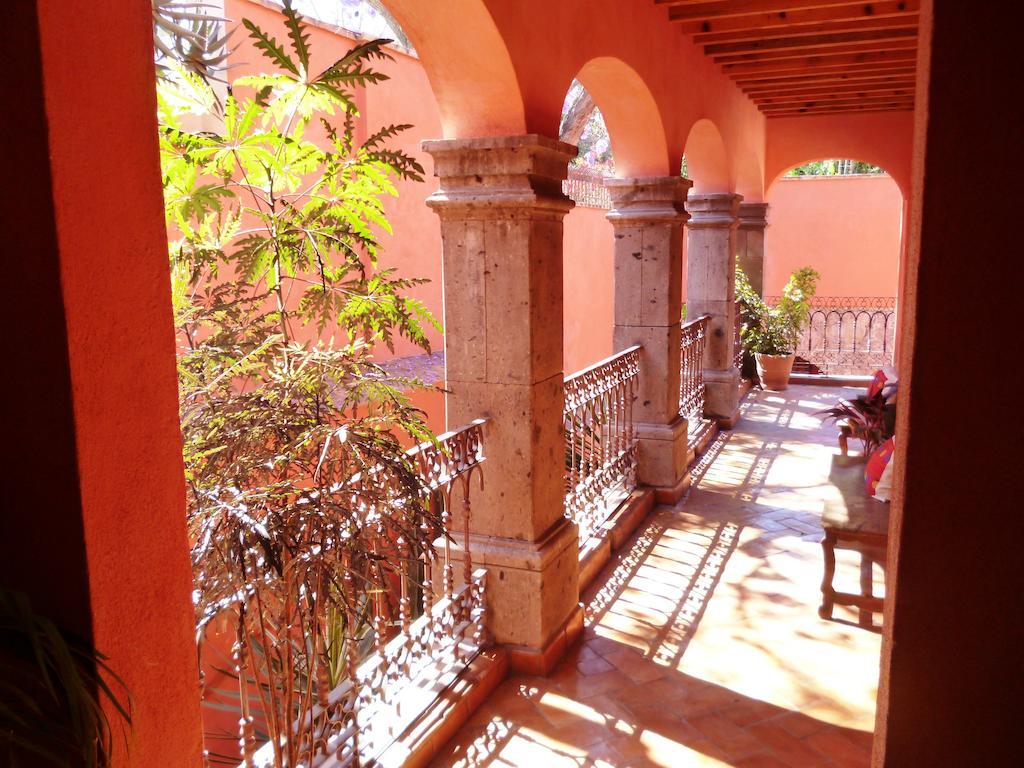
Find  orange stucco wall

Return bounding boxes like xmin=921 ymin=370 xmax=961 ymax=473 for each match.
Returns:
xmin=765 ymin=175 xmax=903 ymax=297
xmin=563 ymin=206 xmax=615 ymax=373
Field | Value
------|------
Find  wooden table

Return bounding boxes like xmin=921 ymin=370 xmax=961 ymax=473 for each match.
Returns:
xmin=820 ymin=455 xmax=890 ymax=630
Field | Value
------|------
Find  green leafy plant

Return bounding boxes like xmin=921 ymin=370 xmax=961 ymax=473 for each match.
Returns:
xmin=0 ymin=588 xmax=131 ymax=768
xmin=736 ymin=266 xmax=820 ymax=356
xmin=818 ymin=393 xmax=896 ymax=455
xmin=158 ymin=2 xmax=444 ymax=764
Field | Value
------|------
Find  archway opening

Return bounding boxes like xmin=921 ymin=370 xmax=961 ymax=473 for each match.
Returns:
xmin=764 ymin=158 xmax=904 ymax=376
xmin=682 ymin=118 xmax=730 ymax=194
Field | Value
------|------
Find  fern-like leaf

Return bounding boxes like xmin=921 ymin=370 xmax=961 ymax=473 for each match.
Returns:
xmin=280 ymin=0 xmax=311 ymax=74
xmin=242 ymin=17 xmax=298 ymax=75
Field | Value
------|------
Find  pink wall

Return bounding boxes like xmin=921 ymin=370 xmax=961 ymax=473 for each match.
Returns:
xmin=563 ymin=206 xmax=615 ymax=373
xmin=765 ymin=174 xmax=903 ymax=297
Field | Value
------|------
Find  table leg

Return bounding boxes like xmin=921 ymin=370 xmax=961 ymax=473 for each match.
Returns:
xmin=819 ymin=530 xmax=837 ymax=620
xmin=859 ymin=552 xmax=874 ymax=627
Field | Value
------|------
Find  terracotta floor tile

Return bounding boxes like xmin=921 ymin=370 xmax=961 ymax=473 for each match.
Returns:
xmin=804 ymin=729 xmax=871 ymax=767
xmin=430 ymin=387 xmax=881 ymax=768
xmin=689 ymin=712 xmax=768 ymax=759
xmin=747 ymin=722 xmax=830 ymax=768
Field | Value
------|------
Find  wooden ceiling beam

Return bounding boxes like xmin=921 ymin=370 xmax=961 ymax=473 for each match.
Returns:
xmin=743 ymin=74 xmax=915 ymax=92
xmin=706 ymin=26 xmax=917 ymax=56
xmin=676 ymin=1 xmax=919 ymax=35
xmin=692 ymin=13 xmax=919 ymax=44
xmin=757 ymin=93 xmax=915 ymax=109
xmin=735 ymin=65 xmax=916 ymax=86
xmin=713 ymin=38 xmax=917 ymax=64
xmin=750 ymin=83 xmax=915 ymax=100
xmin=721 ymin=49 xmax=916 ymax=76
xmin=665 ymin=1 xmax=897 ymax=23
xmin=764 ymin=104 xmax=915 ymax=117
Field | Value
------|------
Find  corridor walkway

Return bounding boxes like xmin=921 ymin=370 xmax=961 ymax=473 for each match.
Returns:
xmin=430 ymin=386 xmax=883 ymax=768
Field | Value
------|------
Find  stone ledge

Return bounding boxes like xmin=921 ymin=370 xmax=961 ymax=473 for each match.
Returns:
xmin=374 ymin=648 xmax=509 ymax=768
xmin=578 ymin=488 xmax=656 ymax=592
xmin=790 ymin=373 xmax=872 ymax=388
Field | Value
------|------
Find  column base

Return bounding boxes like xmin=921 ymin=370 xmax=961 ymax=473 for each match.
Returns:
xmin=704 ymin=368 xmax=742 ymax=428
xmin=442 ymin=516 xmax=580 ymax=654
xmin=636 ymin=415 xmax=692 ymax=488
xmin=652 ymin=471 xmax=693 ymax=505
xmin=504 ymin=604 xmax=585 ymax=676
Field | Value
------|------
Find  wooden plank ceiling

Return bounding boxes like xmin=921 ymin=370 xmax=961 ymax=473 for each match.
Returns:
xmin=655 ymin=1 xmax=919 ymax=117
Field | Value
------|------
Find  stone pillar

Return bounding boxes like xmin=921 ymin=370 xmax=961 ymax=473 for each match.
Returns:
xmin=686 ymin=193 xmax=743 ymax=428
xmin=606 ymin=176 xmax=693 ymax=503
xmin=737 ymin=201 xmax=769 ymax=296
xmin=424 ymin=135 xmax=581 ymax=674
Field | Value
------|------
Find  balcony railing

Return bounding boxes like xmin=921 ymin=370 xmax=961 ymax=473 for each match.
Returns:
xmin=564 ymin=346 xmax=641 ymax=543
xmin=766 ymin=296 xmax=897 ymax=375
xmin=562 ymin=166 xmax=612 ymax=209
xmin=246 ymin=420 xmax=489 ymax=768
xmin=680 ymin=314 xmax=711 ymax=421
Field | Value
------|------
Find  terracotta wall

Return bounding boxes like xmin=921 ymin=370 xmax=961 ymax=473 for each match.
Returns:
xmin=563 ymin=206 xmax=615 ymax=373
xmin=765 ymin=175 xmax=903 ymax=297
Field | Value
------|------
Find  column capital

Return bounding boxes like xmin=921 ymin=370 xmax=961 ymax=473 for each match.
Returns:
xmin=605 ymin=175 xmax=692 ymax=224
xmin=686 ymin=192 xmax=743 ymax=229
xmin=738 ymin=201 xmax=769 ymax=229
xmin=423 ymin=134 xmax=575 ymax=218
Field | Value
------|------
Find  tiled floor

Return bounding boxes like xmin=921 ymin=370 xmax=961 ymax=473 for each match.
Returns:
xmin=430 ymin=386 xmax=883 ymax=768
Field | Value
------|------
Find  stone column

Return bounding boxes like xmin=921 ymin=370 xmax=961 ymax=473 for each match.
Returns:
xmin=424 ymin=135 xmax=580 ymax=674
xmin=737 ymin=202 xmax=769 ymax=296
xmin=606 ymin=176 xmax=693 ymax=503
xmin=686 ymin=193 xmax=743 ymax=428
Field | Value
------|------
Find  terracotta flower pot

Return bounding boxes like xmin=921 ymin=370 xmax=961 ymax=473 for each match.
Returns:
xmin=755 ymin=352 xmax=795 ymax=391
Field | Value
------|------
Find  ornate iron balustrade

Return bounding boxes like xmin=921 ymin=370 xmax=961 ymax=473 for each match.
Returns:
xmin=246 ymin=420 xmax=489 ymax=768
xmin=680 ymin=314 xmax=710 ymax=421
xmin=765 ymin=296 xmax=897 ymax=375
xmin=564 ymin=346 xmax=641 ymax=543
xmin=562 ymin=166 xmax=612 ymax=209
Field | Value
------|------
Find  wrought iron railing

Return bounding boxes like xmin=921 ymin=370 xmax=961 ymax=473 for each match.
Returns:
xmin=247 ymin=420 xmax=489 ymax=768
xmin=680 ymin=314 xmax=710 ymax=421
xmin=562 ymin=166 xmax=612 ymax=209
xmin=766 ymin=296 xmax=897 ymax=375
xmin=564 ymin=346 xmax=640 ymax=543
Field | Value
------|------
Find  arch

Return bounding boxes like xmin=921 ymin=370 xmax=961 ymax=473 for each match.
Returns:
xmin=766 ymin=158 xmax=903 ymax=200
xmin=573 ymin=57 xmax=670 ymax=176
xmin=734 ymin=147 xmax=765 ymax=202
xmin=764 ymin=112 xmax=914 ymax=197
xmin=682 ymin=119 xmax=731 ymax=193
xmin=383 ymin=0 xmax=525 ymax=137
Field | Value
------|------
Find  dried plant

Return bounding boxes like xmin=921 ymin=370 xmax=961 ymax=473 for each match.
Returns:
xmin=158 ymin=2 xmax=443 ymax=764
xmin=153 ymin=0 xmax=233 ymax=81
xmin=0 ymin=589 xmax=131 ymax=768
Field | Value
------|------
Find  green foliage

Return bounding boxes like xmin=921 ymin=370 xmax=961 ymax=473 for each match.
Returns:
xmin=159 ymin=3 xmax=443 ymax=764
xmin=736 ymin=266 xmax=820 ymax=355
xmin=786 ymin=159 xmax=884 ymax=176
xmin=0 ymin=588 xmax=131 ymax=768
xmin=818 ymin=394 xmax=896 ymax=455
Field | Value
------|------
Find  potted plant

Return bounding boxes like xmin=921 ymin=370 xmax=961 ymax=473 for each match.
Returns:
xmin=736 ymin=266 xmax=820 ymax=391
